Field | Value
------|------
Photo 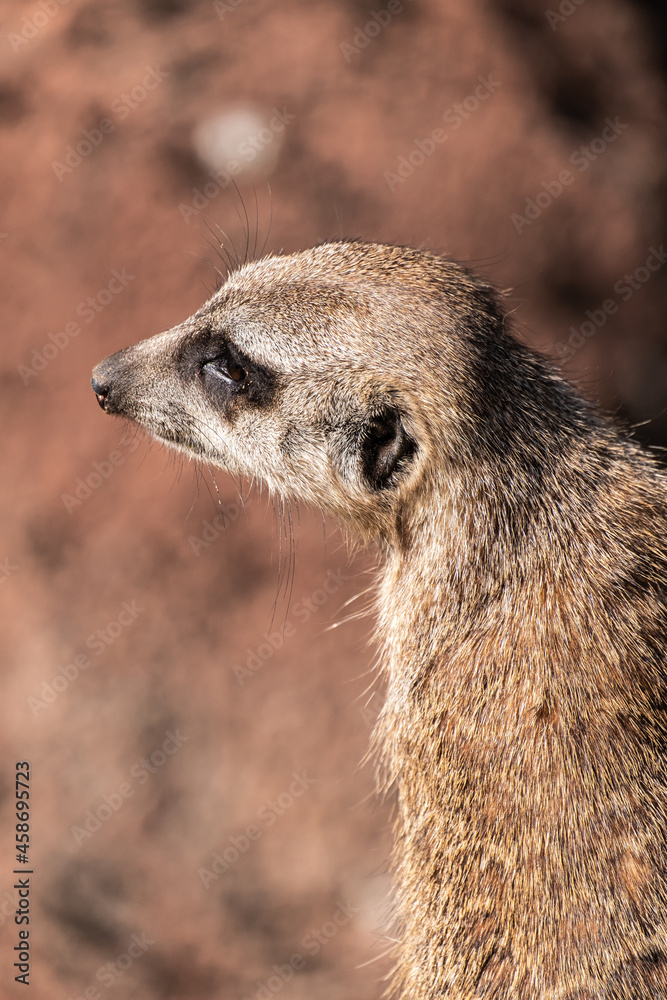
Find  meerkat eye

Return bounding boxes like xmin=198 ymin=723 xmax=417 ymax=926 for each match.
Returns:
xmin=203 ymin=351 xmax=247 ymax=384
xmin=224 ymin=358 xmax=246 ymax=382
xmin=198 ymin=336 xmax=277 ymax=409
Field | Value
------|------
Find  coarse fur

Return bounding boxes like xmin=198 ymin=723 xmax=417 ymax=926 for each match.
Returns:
xmin=92 ymin=241 xmax=667 ymax=999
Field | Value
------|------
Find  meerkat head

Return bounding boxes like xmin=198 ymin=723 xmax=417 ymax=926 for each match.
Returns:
xmin=91 ymin=241 xmax=507 ymax=542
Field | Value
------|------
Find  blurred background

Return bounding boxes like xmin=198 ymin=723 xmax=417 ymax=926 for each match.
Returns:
xmin=1 ymin=0 xmax=667 ymax=996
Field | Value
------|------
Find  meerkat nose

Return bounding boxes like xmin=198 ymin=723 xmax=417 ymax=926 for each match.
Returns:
xmin=91 ymin=374 xmax=110 ymax=411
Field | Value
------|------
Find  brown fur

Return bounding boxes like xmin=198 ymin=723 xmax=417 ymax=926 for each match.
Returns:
xmin=92 ymin=241 xmax=667 ymax=998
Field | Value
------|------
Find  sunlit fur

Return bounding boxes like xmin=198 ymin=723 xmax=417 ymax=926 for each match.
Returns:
xmin=93 ymin=241 xmax=667 ymax=999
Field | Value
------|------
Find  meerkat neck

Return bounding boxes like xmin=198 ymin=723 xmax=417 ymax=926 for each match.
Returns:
xmin=373 ymin=370 xmax=667 ymax=998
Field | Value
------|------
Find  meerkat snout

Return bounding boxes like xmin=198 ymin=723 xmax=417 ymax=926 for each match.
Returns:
xmin=91 ymin=375 xmax=109 ymax=410
xmin=91 ymin=347 xmax=144 ymax=415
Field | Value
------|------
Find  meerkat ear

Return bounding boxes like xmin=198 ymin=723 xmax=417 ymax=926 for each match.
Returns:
xmin=361 ymin=406 xmax=416 ymax=490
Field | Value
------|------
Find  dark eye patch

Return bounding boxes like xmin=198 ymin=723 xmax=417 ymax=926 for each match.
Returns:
xmin=361 ymin=406 xmax=416 ymax=490
xmin=195 ymin=331 xmax=278 ymax=410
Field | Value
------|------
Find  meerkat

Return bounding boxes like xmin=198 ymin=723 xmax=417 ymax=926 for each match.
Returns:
xmin=91 ymin=241 xmax=667 ymax=999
